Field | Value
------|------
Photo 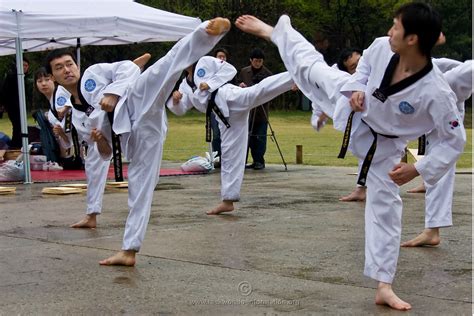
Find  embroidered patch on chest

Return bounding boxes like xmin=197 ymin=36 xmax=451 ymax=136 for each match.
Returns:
xmin=56 ymin=96 xmax=67 ymax=106
xmin=84 ymin=79 xmax=97 ymax=92
xmin=196 ymin=68 xmax=206 ymax=78
xmin=399 ymin=101 xmax=415 ymax=114
xmin=449 ymin=119 xmax=460 ymax=129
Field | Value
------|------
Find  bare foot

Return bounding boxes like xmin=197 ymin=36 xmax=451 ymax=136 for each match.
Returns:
xmin=235 ymin=15 xmax=274 ymax=41
xmin=99 ymin=250 xmax=136 ymax=266
xmin=206 ymin=17 xmax=231 ymax=36
xmin=339 ymin=186 xmax=366 ymax=202
xmin=70 ymin=214 xmax=97 ymax=229
xmin=132 ymin=53 xmax=151 ymax=71
xmin=207 ymin=201 xmax=234 ymax=215
xmin=375 ymin=282 xmax=411 ymax=311
xmin=401 ymin=228 xmax=440 ymax=247
xmin=407 ymin=183 xmax=426 ymax=193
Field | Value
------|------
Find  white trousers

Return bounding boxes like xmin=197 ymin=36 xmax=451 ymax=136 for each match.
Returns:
xmin=120 ymin=21 xmax=226 ymax=251
xmin=217 ymin=72 xmax=293 ymax=201
xmin=424 ymin=132 xmax=455 ymax=228
xmin=85 ymin=144 xmax=110 ymax=215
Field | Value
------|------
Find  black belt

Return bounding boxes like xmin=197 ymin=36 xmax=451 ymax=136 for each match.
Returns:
xmin=338 ymin=114 xmax=398 ymax=186
xmin=64 ymin=111 xmax=72 ymax=133
xmin=107 ymin=111 xmax=124 ymax=182
xmin=357 ymin=120 xmax=398 ymax=186
xmin=72 ymin=84 xmax=124 ymax=182
xmin=337 ymin=111 xmax=355 ymax=159
xmin=417 ymin=135 xmax=426 ymax=155
xmin=205 ymin=89 xmax=230 ymax=142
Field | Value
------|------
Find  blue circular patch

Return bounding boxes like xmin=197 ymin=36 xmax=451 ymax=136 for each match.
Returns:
xmin=196 ymin=68 xmax=206 ymax=78
xmin=84 ymin=79 xmax=96 ymax=92
xmin=56 ymin=96 xmax=67 ymax=106
xmin=399 ymin=101 xmax=415 ymax=114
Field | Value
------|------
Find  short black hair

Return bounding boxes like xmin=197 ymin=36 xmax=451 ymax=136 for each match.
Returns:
xmin=336 ymin=48 xmax=362 ymax=73
xmin=44 ymin=49 xmax=77 ymax=74
xmin=213 ymin=47 xmax=230 ymax=58
xmin=34 ymin=67 xmax=50 ymax=82
xmin=250 ymin=48 xmax=265 ymax=60
xmin=395 ymin=2 xmax=441 ymax=57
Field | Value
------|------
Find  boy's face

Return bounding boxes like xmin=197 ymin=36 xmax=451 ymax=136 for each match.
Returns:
xmin=50 ymin=55 xmax=80 ymax=87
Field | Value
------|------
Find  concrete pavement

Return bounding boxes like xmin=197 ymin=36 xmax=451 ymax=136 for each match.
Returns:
xmin=0 ymin=162 xmax=471 ymax=315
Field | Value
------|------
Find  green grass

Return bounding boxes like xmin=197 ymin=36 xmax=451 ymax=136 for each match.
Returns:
xmin=1 ymin=110 xmax=471 ymax=168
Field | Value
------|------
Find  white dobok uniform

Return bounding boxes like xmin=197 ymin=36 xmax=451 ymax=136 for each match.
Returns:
xmin=310 ymin=63 xmax=340 ymax=132
xmin=167 ymin=56 xmax=294 ymax=201
xmin=71 ymin=61 xmax=138 ymax=217
xmin=111 ymin=21 xmax=225 ymax=251
xmin=269 ymin=15 xmax=466 ymax=284
xmin=421 ymin=59 xmax=473 ymax=229
xmin=46 ymin=85 xmax=73 ymax=154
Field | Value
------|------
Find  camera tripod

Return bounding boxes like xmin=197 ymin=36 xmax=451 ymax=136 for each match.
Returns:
xmin=246 ymin=106 xmax=287 ymax=171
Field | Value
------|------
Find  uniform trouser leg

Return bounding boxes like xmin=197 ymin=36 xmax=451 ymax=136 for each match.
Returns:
xmin=364 ymin=150 xmax=404 ymax=284
xmin=270 ymin=15 xmax=350 ymax=106
xmin=121 ymin=20 xmax=226 ymax=251
xmin=85 ymin=144 xmax=110 ymax=215
xmin=219 ymin=110 xmax=249 ymax=201
xmin=424 ymin=164 xmax=454 ymax=228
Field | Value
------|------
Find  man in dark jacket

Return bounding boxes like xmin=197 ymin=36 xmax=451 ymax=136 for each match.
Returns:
xmin=238 ymin=48 xmax=272 ymax=170
xmin=0 ymin=58 xmax=31 ymax=149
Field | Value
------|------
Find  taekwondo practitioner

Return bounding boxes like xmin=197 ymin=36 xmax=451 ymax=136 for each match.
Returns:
xmin=47 ymin=18 xmax=231 ymax=266
xmin=235 ymin=2 xmax=466 ymax=310
xmin=46 ymin=54 xmax=151 ymax=229
xmin=167 ymin=55 xmax=294 ymax=215
xmin=402 ymin=58 xmax=472 ymax=247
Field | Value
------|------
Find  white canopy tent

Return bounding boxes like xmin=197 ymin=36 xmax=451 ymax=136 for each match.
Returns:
xmin=0 ymin=0 xmax=201 ymax=182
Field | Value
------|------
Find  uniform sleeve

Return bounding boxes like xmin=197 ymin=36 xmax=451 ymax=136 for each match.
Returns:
xmin=414 ymin=94 xmax=466 ymax=185
xmin=310 ymin=103 xmax=326 ymax=132
xmin=443 ymin=60 xmax=473 ymax=103
xmin=166 ymin=78 xmax=194 ymax=116
xmin=433 ymin=58 xmax=463 ymax=73
xmin=205 ymin=61 xmax=238 ymax=92
xmin=91 ymin=61 xmax=140 ymax=98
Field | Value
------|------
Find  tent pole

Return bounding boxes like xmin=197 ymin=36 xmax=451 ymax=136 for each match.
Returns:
xmin=76 ymin=38 xmax=81 ymax=71
xmin=15 ymin=36 xmax=32 ymax=184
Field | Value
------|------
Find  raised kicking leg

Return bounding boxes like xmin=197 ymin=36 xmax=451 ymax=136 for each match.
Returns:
xmin=235 ymin=15 xmax=273 ymax=41
xmin=133 ymin=53 xmax=152 ymax=71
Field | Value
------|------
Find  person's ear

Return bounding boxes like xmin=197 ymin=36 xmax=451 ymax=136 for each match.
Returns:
xmin=406 ymin=34 xmax=418 ymax=47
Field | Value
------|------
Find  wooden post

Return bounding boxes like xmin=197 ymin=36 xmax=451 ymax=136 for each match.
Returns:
xmin=296 ymin=145 xmax=303 ymax=164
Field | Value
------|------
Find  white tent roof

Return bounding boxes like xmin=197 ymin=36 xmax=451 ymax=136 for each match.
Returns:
xmin=0 ymin=0 xmax=203 ymax=183
xmin=0 ymin=0 xmax=202 ymax=55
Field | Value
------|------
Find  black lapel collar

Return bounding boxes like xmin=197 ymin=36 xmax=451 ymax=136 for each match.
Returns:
xmin=373 ymin=54 xmax=433 ymax=102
